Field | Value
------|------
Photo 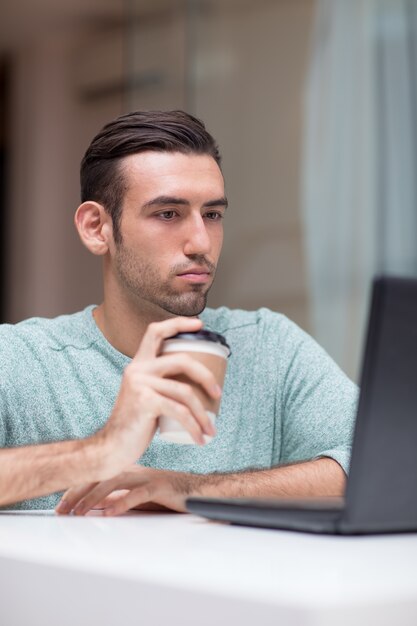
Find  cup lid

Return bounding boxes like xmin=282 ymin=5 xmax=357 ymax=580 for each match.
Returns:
xmin=166 ymin=329 xmax=230 ymax=352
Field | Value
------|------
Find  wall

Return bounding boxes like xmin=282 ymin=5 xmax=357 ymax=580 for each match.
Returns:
xmin=6 ymin=26 xmax=124 ymax=322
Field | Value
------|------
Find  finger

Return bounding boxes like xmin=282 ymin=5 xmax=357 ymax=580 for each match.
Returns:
xmin=91 ymin=490 xmax=131 ymax=509
xmin=157 ymin=395 xmax=206 ymax=445
xmin=109 ymin=380 xmax=207 ymax=445
xmin=72 ymin=478 xmax=128 ymax=516
xmin=56 ymin=482 xmax=98 ymax=515
xmin=140 ymin=353 xmax=222 ymax=400
xmin=138 ymin=375 xmax=216 ymax=437
xmin=103 ymin=486 xmax=154 ymax=516
xmin=134 ymin=317 xmax=203 ymax=361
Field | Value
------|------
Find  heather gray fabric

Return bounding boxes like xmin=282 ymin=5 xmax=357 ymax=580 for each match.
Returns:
xmin=0 ymin=306 xmax=358 ymax=509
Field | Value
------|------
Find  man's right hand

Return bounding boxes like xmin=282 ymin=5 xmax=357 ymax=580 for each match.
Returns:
xmin=94 ymin=316 xmax=221 ymax=479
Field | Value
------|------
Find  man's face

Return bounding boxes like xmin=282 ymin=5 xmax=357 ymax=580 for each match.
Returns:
xmin=110 ymin=151 xmax=226 ymax=317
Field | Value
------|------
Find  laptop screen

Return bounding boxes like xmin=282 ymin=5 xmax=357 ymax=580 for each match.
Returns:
xmin=342 ymin=276 xmax=417 ymax=532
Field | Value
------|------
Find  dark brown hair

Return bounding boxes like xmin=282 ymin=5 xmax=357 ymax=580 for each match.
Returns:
xmin=80 ymin=110 xmax=221 ymax=243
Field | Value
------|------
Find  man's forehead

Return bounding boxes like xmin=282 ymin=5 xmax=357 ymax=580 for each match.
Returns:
xmin=121 ymin=151 xmax=224 ymax=200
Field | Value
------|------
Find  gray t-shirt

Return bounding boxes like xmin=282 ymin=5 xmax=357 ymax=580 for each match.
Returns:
xmin=0 ymin=306 xmax=358 ymax=509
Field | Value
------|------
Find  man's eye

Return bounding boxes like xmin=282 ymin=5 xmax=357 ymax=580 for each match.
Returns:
xmin=159 ymin=211 xmax=177 ymax=220
xmin=205 ymin=211 xmax=223 ymax=221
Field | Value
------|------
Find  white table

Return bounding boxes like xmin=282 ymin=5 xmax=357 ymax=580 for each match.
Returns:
xmin=0 ymin=510 xmax=416 ymax=626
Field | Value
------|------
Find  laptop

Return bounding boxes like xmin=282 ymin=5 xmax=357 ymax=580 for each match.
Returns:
xmin=186 ymin=276 xmax=417 ymax=534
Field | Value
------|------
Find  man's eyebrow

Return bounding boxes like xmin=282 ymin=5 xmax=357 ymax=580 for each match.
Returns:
xmin=203 ymin=197 xmax=228 ymax=210
xmin=142 ymin=196 xmax=228 ymax=210
xmin=142 ymin=196 xmax=190 ymax=209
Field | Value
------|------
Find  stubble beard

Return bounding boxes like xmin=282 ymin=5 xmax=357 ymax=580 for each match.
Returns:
xmin=114 ymin=244 xmax=215 ymax=317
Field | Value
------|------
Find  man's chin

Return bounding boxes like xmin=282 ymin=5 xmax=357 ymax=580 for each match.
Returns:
xmin=161 ymin=293 xmax=208 ymax=317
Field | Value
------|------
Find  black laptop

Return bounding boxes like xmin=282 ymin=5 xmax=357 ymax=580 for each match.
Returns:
xmin=186 ymin=276 xmax=417 ymax=534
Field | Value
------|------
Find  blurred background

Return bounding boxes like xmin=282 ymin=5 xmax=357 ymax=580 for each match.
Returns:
xmin=0 ymin=0 xmax=416 ymax=381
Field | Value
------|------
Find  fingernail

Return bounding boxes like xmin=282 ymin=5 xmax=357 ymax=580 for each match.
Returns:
xmin=204 ymin=419 xmax=215 ymax=436
xmin=213 ymin=385 xmax=222 ymax=397
xmin=56 ymin=502 xmax=68 ymax=514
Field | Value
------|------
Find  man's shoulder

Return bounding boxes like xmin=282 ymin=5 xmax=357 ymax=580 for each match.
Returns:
xmin=200 ymin=306 xmax=324 ymax=365
xmin=201 ymin=305 xmax=296 ymax=335
xmin=0 ymin=306 xmax=97 ymax=352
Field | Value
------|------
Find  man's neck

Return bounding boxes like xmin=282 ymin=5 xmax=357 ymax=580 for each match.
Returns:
xmin=93 ymin=297 xmax=173 ymax=358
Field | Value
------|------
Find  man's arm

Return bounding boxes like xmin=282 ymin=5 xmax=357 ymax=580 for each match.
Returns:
xmin=184 ymin=457 xmax=346 ymax=499
xmin=0 ymin=317 xmax=219 ymax=508
xmin=276 ymin=315 xmax=358 ymax=477
xmin=0 ymin=437 xmax=111 ymax=508
xmin=56 ymin=457 xmax=346 ymax=515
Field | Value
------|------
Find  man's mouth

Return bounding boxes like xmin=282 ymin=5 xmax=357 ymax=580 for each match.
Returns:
xmin=176 ymin=267 xmax=212 ymax=283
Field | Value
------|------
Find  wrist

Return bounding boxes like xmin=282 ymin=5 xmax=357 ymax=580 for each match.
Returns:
xmin=84 ymin=430 xmax=121 ymax=482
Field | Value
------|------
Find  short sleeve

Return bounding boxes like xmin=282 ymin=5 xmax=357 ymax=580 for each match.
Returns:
xmin=277 ymin=318 xmax=358 ymax=475
xmin=0 ymin=328 xmax=13 ymax=448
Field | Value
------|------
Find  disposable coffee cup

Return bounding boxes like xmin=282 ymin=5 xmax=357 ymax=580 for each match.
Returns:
xmin=158 ymin=329 xmax=230 ymax=445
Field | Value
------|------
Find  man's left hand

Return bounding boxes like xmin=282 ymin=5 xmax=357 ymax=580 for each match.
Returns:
xmin=56 ymin=466 xmax=192 ymax=516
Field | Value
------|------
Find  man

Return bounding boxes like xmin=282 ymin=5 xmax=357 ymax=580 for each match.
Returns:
xmin=0 ymin=111 xmax=357 ymax=514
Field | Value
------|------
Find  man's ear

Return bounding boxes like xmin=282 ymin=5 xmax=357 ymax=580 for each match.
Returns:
xmin=74 ymin=202 xmax=114 ymax=256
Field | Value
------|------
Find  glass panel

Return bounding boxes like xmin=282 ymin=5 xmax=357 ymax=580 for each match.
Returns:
xmin=189 ymin=0 xmax=313 ymax=334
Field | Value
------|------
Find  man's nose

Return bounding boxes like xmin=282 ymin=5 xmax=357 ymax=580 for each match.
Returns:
xmin=183 ymin=215 xmax=211 ymax=256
